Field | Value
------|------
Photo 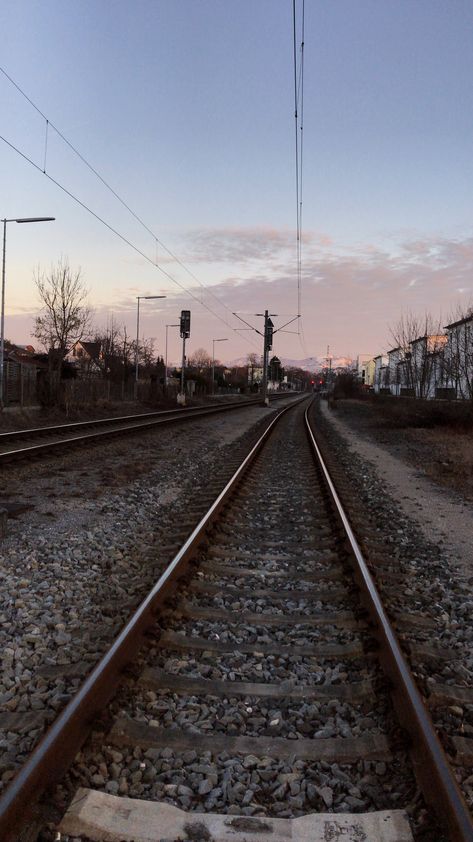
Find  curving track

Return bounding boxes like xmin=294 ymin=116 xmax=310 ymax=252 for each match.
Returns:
xmin=0 ymin=398 xmax=471 ymax=841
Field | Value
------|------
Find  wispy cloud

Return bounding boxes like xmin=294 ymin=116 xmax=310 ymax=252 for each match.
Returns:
xmin=7 ymin=227 xmax=473 ymax=360
xmin=179 ymin=225 xmax=331 ymax=266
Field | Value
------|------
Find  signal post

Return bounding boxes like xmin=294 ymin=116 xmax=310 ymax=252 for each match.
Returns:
xmin=261 ymin=310 xmax=274 ymax=406
xmin=177 ymin=309 xmax=190 ymax=406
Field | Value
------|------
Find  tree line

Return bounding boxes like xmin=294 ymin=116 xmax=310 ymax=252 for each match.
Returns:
xmin=25 ymin=258 xmax=318 ymax=400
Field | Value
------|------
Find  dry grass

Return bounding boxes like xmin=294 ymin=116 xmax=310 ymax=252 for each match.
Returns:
xmin=408 ymin=427 xmax=473 ymax=497
xmin=333 ymin=398 xmax=473 ymax=500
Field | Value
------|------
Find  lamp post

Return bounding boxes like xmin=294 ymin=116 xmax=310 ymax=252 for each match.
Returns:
xmin=135 ymin=295 xmax=166 ymax=384
xmin=212 ymin=338 xmax=228 ymax=396
xmin=1 ymin=216 xmax=55 ymax=408
xmin=165 ymin=323 xmax=180 ymax=390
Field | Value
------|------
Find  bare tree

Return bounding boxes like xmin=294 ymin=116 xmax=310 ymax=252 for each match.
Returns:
xmin=92 ymin=318 xmax=159 ymax=384
xmin=389 ymin=312 xmax=446 ymax=398
xmin=33 ymin=259 xmax=91 ymax=400
xmin=120 ymin=325 xmax=134 ymax=380
xmin=189 ymin=348 xmax=212 ymax=369
xmin=33 ymin=258 xmax=91 ymax=353
xmin=246 ymin=352 xmax=259 ymax=387
xmin=139 ymin=336 xmax=157 ymax=372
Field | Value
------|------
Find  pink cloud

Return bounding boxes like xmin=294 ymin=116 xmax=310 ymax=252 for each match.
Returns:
xmin=6 ymin=228 xmax=473 ymax=362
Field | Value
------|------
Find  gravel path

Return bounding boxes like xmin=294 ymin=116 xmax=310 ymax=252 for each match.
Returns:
xmin=320 ymin=401 xmax=473 ymax=574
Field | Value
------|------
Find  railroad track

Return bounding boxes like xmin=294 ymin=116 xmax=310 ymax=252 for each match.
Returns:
xmin=0 ymin=394 xmax=292 ymax=464
xmin=0 ymin=397 xmax=471 ymax=842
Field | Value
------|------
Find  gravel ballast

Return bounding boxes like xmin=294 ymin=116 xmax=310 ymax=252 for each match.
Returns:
xmin=313 ymin=399 xmax=473 ymax=812
xmin=0 ymin=401 xmax=295 ymax=785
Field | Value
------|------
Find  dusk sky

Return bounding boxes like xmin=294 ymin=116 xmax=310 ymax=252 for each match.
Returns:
xmin=2 ymin=0 xmax=473 ymax=366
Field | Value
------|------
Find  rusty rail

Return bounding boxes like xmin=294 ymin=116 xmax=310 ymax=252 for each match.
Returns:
xmin=304 ymin=403 xmax=473 ymax=842
xmin=0 ymin=398 xmax=301 ymax=840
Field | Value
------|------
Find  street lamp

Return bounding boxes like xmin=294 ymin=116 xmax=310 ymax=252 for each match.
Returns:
xmin=1 ymin=216 xmax=55 ymax=408
xmin=212 ymin=338 xmax=228 ymax=396
xmin=165 ymin=323 xmax=180 ymax=389
xmin=135 ymin=295 xmax=166 ymax=384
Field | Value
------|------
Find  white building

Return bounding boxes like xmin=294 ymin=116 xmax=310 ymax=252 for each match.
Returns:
xmin=373 ymin=355 xmax=388 ymax=393
xmin=442 ymin=314 xmax=473 ymax=399
xmin=356 ymin=354 xmax=375 ymax=386
xmin=409 ymin=335 xmax=447 ymax=398
xmin=386 ymin=347 xmax=403 ymax=396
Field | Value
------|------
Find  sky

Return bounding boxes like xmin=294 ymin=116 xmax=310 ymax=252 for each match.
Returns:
xmin=1 ymin=0 xmax=473 ymax=366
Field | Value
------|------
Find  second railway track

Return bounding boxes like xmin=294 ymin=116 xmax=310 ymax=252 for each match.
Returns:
xmin=0 ymin=397 xmax=471 ymax=841
xmin=0 ymin=395 xmax=290 ymax=464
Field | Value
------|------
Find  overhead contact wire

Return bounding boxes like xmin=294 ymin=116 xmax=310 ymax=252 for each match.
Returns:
xmin=292 ymin=1 xmax=309 ymax=358
xmin=0 ymin=65 xmax=247 ymax=340
xmin=0 ymin=131 xmax=260 ymax=350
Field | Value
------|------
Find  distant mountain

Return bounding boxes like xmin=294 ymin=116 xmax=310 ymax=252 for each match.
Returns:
xmin=226 ymin=355 xmax=353 ymax=371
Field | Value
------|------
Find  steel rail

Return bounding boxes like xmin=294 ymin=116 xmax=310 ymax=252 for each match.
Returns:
xmin=0 ymin=396 xmax=304 ymax=841
xmin=304 ymin=403 xmax=473 ymax=842
xmin=0 ymin=394 xmax=296 ymax=464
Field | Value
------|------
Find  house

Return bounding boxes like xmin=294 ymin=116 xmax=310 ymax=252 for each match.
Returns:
xmin=373 ymin=355 xmax=388 ymax=393
xmin=352 ymin=354 xmax=375 ymax=389
xmin=409 ymin=334 xmax=447 ymax=398
xmin=442 ymin=314 xmax=473 ymax=399
xmin=386 ymin=347 xmax=404 ymax=396
xmin=396 ymin=354 xmax=413 ymax=396
xmin=66 ymin=341 xmax=103 ymax=377
xmin=356 ymin=354 xmax=375 ymax=386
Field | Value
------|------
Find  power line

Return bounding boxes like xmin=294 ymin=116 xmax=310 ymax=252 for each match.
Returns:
xmin=292 ymin=0 xmax=309 ymax=359
xmin=0 ymin=65 xmax=256 ymax=344
xmin=0 ymin=131 xmax=261 ymax=349
xmin=293 ymin=0 xmax=300 ymax=320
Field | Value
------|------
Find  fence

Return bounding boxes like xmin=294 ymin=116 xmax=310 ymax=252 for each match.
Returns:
xmin=2 ymin=361 xmax=38 ymax=407
xmin=1 ymin=367 xmax=227 ymax=412
xmin=60 ymin=377 xmax=182 ymax=412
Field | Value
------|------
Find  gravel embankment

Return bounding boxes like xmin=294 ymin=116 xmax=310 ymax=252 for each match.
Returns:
xmin=314 ymin=399 xmax=473 ymax=811
xmin=0 ymin=400 xmax=293 ymax=787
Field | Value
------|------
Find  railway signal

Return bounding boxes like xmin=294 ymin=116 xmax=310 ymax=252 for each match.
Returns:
xmin=265 ymin=317 xmax=274 ymax=351
xmin=180 ymin=309 xmax=190 ymax=339
xmin=178 ymin=310 xmax=191 ymax=405
xmin=261 ymin=311 xmax=273 ymax=406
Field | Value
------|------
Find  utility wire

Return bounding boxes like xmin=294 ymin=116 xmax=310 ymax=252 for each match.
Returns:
xmin=292 ymin=0 xmax=309 ymax=359
xmin=293 ymin=0 xmax=300 ymax=320
xmin=0 ymin=65 xmax=246 ymax=337
xmin=299 ymin=3 xmax=305 ymax=313
xmin=0 ymin=130 xmax=261 ymax=350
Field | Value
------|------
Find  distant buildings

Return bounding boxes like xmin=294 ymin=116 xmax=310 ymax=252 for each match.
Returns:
xmin=65 ymin=341 xmax=103 ymax=376
xmin=356 ymin=322 xmax=472 ymax=400
xmin=442 ymin=314 xmax=473 ymax=400
xmin=356 ymin=354 xmax=375 ymax=386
